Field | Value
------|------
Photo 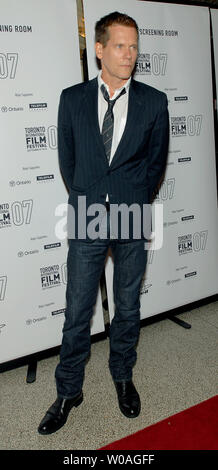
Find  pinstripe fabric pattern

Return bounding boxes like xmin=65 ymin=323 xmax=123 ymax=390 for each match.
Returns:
xmin=57 ymin=77 xmax=169 ymax=241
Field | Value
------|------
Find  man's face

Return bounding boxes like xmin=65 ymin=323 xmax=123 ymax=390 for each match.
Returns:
xmin=95 ymin=24 xmax=138 ymax=85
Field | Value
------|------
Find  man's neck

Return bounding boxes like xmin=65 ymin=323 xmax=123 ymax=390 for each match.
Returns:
xmin=101 ymin=73 xmax=129 ymax=98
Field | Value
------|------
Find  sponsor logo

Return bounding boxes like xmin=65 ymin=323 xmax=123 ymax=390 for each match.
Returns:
xmin=25 ymin=126 xmax=47 ymax=151
xmin=178 ymin=234 xmax=193 ymax=255
xmin=185 ymin=271 xmax=197 ymax=278
xmin=1 ymin=105 xmax=23 ymax=112
xmin=36 ymin=174 xmax=54 ymax=182
xmin=166 ymin=278 xmax=182 ymax=285
xmin=51 ymin=308 xmax=66 ymax=316
xmin=136 ymin=53 xmax=151 ymax=75
xmin=171 ymin=116 xmax=187 ymax=136
xmin=178 ymin=156 xmax=192 ymax=163
xmin=174 ymin=96 xmax=188 ymax=102
xmin=40 ymin=265 xmax=61 ymax=289
xmin=135 ymin=52 xmax=167 ymax=76
xmin=178 ymin=231 xmax=208 ymax=255
xmin=25 ymin=125 xmax=57 ymax=151
xmin=171 ymin=115 xmax=202 ymax=137
xmin=163 ymin=220 xmax=178 ymax=228
xmin=29 ymin=102 xmax=47 ymax=111
xmin=26 ymin=316 xmax=47 ymax=326
xmin=9 ymin=179 xmax=31 ymax=187
xmin=18 ymin=249 xmax=39 ymax=257
xmin=181 ymin=215 xmax=194 ymax=222
xmin=44 ymin=242 xmax=61 ymax=250
xmin=0 ymin=200 xmax=33 ymax=228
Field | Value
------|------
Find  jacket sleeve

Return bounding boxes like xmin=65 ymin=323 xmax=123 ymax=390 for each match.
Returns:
xmin=147 ymin=93 xmax=169 ymax=202
xmin=58 ymin=90 xmax=75 ymax=191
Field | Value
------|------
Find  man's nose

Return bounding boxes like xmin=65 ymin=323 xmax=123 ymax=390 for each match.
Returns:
xmin=124 ymin=47 xmax=132 ymax=59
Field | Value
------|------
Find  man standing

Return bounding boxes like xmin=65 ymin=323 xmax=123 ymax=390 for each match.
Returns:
xmin=38 ymin=11 xmax=169 ymax=435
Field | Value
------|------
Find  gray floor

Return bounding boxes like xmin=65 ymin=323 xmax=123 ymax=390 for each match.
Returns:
xmin=0 ymin=300 xmax=217 ymax=450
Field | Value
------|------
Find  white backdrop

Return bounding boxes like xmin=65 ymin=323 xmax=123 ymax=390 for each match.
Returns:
xmin=211 ymin=9 xmax=218 ymax=121
xmin=0 ymin=0 xmax=105 ymax=364
xmin=83 ymin=0 xmax=218 ymax=321
xmin=1 ymin=0 xmax=217 ymax=365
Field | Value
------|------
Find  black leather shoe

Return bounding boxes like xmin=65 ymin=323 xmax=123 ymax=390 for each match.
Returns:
xmin=114 ymin=380 xmax=141 ymax=418
xmin=38 ymin=392 xmax=83 ymax=435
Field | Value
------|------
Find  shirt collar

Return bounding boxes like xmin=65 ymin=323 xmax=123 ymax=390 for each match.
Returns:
xmin=97 ymin=71 xmax=131 ymax=99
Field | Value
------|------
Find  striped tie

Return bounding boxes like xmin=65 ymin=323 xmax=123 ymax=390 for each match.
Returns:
xmin=101 ymin=84 xmax=126 ymax=162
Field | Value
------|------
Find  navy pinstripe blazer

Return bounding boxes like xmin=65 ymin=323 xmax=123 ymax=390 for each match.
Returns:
xmin=58 ymin=76 xmax=169 ymax=241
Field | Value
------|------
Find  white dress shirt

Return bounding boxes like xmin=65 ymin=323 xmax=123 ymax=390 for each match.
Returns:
xmin=98 ymin=71 xmax=131 ymax=164
xmin=97 ymin=72 xmax=131 ymax=202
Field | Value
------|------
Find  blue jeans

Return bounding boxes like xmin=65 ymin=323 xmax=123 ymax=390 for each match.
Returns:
xmin=55 ymin=212 xmax=147 ymax=399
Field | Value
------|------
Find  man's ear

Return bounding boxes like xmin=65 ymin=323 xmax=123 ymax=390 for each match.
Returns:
xmin=95 ymin=42 xmax=103 ymax=60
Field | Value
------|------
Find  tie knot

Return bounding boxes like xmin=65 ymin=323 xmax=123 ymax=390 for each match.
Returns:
xmin=101 ymin=84 xmax=126 ymax=111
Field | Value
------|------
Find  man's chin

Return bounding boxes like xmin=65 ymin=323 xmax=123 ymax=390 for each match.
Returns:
xmin=119 ymin=73 xmax=132 ymax=80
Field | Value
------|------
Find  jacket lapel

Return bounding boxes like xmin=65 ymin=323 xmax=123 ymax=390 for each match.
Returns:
xmin=110 ymin=79 xmax=144 ymax=169
xmin=83 ymin=78 xmax=109 ymax=166
xmin=83 ymin=77 xmax=144 ymax=169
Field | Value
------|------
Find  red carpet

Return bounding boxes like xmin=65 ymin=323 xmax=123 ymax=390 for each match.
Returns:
xmin=99 ymin=395 xmax=218 ymax=450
